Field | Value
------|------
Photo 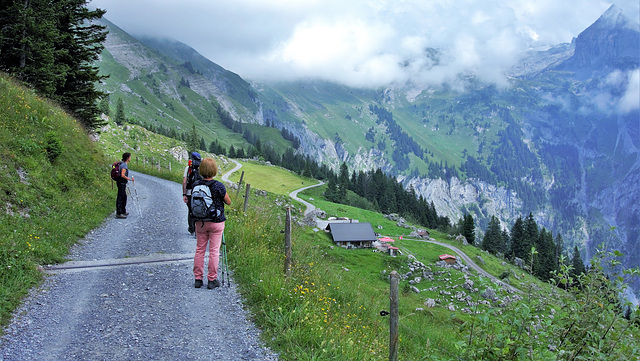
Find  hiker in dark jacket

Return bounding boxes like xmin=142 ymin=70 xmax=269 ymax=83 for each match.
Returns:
xmin=116 ymin=152 xmax=134 ymax=219
xmin=192 ymin=158 xmax=231 ymax=289
xmin=183 ymin=152 xmax=202 ymax=233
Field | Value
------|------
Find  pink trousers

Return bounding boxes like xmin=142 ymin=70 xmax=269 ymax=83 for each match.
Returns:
xmin=193 ymin=221 xmax=225 ymax=281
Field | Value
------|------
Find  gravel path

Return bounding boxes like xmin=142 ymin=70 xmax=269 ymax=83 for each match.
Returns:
xmin=288 ymin=181 xmax=324 ymax=216
xmin=0 ymin=172 xmax=279 ymax=361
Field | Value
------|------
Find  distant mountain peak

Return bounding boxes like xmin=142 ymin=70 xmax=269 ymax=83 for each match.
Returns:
xmin=562 ymin=4 xmax=639 ymax=71
xmin=591 ymin=4 xmax=640 ymax=32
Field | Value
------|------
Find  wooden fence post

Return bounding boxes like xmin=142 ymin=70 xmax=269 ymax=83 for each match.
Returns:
xmin=389 ymin=270 xmax=399 ymax=361
xmin=236 ymin=170 xmax=245 ymax=197
xmin=284 ymin=207 xmax=292 ymax=276
xmin=238 ymin=170 xmax=244 ymax=188
xmin=243 ymin=183 xmax=251 ymax=213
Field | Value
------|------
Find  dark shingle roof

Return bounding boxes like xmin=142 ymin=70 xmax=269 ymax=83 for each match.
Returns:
xmin=328 ymin=222 xmax=377 ymax=243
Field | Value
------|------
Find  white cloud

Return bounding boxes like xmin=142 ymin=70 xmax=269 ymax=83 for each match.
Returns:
xmin=619 ymin=69 xmax=640 ymax=113
xmin=90 ymin=0 xmax=640 ymax=89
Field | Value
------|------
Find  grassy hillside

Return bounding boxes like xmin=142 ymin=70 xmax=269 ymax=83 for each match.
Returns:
xmin=97 ymin=44 xmax=243 ymax=147
xmin=2 ymin=70 xmax=637 ymax=358
xmin=227 ymin=186 xmax=640 ymax=360
xmin=0 ymin=74 xmax=115 ymax=327
xmin=225 ymin=160 xmax=318 ymax=196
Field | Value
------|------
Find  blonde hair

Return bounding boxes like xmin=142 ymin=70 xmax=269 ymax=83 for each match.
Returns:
xmin=199 ymin=158 xmax=218 ymax=178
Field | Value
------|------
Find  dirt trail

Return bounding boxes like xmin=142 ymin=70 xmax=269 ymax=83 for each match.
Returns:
xmin=1 ymin=172 xmax=278 ymax=361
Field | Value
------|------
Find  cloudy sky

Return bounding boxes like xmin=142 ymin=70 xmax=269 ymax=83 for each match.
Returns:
xmin=90 ymin=0 xmax=639 ymax=89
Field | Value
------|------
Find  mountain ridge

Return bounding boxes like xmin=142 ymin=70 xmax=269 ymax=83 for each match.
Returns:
xmin=560 ymin=4 xmax=640 ymax=72
xmin=96 ymin=7 xmax=640 ymax=285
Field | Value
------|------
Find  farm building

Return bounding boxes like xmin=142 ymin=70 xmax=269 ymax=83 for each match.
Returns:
xmin=327 ymin=222 xmax=377 ymax=248
xmin=439 ymin=254 xmax=457 ymax=264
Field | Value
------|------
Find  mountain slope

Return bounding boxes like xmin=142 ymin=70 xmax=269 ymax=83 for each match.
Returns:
xmin=96 ymin=8 xmax=640 ymax=278
xmin=564 ymin=5 xmax=640 ymax=71
xmin=96 ymin=18 xmax=284 ymax=153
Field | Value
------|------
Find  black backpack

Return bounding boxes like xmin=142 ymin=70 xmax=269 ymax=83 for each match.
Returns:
xmin=186 ymin=159 xmax=202 ymax=190
xmin=190 ymin=179 xmax=223 ymax=222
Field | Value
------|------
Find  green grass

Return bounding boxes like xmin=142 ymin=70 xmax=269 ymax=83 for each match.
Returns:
xmin=97 ymin=119 xmax=236 ymax=185
xmin=225 ymin=159 xmax=318 ymax=196
xmin=299 ymin=185 xmax=423 ymax=237
xmin=223 ymin=187 xmax=640 ymax=360
xmin=224 ymin=190 xmax=521 ymax=359
xmin=0 ymin=74 xmax=115 ymax=327
xmin=2 ymin=72 xmax=638 ymax=359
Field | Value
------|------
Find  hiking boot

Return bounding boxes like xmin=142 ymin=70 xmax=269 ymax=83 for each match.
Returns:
xmin=194 ymin=279 xmax=203 ymax=288
xmin=207 ymin=279 xmax=221 ymax=289
xmin=116 ymin=214 xmax=127 ymax=219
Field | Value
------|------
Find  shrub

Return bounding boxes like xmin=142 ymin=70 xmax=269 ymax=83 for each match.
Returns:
xmin=45 ymin=131 xmax=63 ymax=162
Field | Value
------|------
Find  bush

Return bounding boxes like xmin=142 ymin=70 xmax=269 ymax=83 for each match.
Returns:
xmin=45 ymin=131 xmax=63 ymax=162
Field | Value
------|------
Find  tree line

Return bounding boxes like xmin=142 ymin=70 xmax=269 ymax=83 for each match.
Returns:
xmin=0 ymin=0 xmax=107 ymax=129
xmin=481 ymin=213 xmax=586 ymax=284
xmin=324 ymin=162 xmax=452 ymax=231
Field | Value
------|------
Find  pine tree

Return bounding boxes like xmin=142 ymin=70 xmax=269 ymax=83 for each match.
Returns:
xmin=236 ymin=147 xmax=246 ymax=158
xmin=428 ymin=201 xmax=438 ymax=229
xmin=0 ymin=0 xmax=108 ymax=128
xmin=380 ymin=182 xmax=397 ymax=214
xmin=0 ymin=0 xmax=59 ymax=95
xmin=570 ymin=246 xmax=586 ymax=282
xmin=325 ymin=176 xmax=339 ymax=202
xmin=500 ymin=228 xmax=510 ymax=255
xmin=482 ymin=215 xmax=502 ymax=254
xmin=302 ymin=162 xmax=312 ymax=178
xmin=524 ymin=213 xmax=538 ymax=243
xmin=521 ymin=213 xmax=538 ymax=263
xmin=534 ymin=228 xmax=556 ymax=281
xmin=99 ymin=95 xmax=110 ymax=116
xmin=338 ymin=162 xmax=349 ymax=201
xmin=52 ymin=1 xmax=108 ymax=128
xmin=510 ymin=216 xmax=526 ymax=260
xmin=115 ymin=98 xmax=126 ymax=125
xmin=186 ymin=125 xmax=199 ymax=153
xmin=463 ymin=213 xmax=476 ymax=245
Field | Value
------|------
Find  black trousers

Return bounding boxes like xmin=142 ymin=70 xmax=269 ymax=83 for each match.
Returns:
xmin=187 ymin=195 xmax=195 ymax=233
xmin=116 ymin=181 xmax=127 ymax=215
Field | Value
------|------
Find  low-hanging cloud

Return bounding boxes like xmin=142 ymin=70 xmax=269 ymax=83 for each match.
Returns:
xmin=91 ymin=0 xmax=639 ymax=89
xmin=619 ymin=69 xmax=640 ymax=113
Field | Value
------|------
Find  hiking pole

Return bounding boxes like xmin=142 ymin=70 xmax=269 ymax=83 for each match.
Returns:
xmin=127 ymin=181 xmax=142 ymax=217
xmin=219 ymin=234 xmax=225 ymax=287
xmin=221 ymin=232 xmax=230 ymax=287
xmin=132 ymin=180 xmax=142 ymax=217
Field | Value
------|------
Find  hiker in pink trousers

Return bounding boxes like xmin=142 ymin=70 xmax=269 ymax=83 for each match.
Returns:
xmin=192 ymin=158 xmax=231 ymax=289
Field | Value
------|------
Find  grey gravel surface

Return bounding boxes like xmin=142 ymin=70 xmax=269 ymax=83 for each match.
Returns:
xmin=0 ymin=172 xmax=279 ymax=361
